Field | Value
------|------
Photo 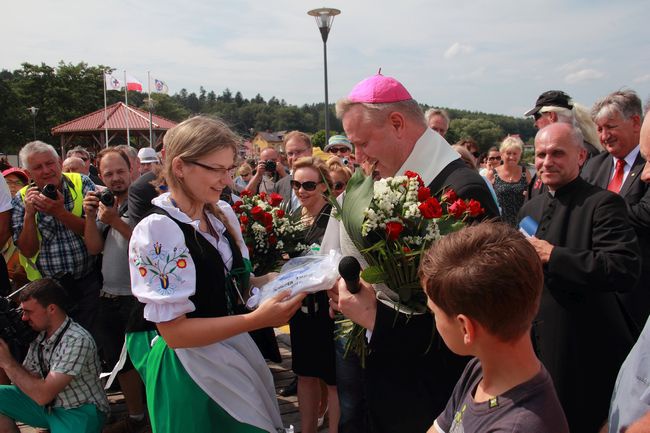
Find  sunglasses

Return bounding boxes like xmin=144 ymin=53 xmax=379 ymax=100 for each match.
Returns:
xmin=488 ymin=156 xmax=501 ymax=161
xmin=329 ymin=146 xmax=350 ymax=154
xmin=290 ymin=180 xmax=321 ymax=191
xmin=533 ymin=112 xmax=543 ymax=121
xmin=334 ymin=181 xmax=346 ymax=191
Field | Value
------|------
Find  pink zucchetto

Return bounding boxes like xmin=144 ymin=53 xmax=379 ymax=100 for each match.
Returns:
xmin=347 ymin=71 xmax=412 ymax=104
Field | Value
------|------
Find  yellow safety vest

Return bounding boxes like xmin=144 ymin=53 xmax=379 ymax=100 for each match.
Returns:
xmin=18 ymin=172 xmax=84 ymax=281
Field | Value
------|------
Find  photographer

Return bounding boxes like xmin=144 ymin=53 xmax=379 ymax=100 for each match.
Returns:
xmin=246 ymin=147 xmax=287 ymax=194
xmin=11 ymin=141 xmax=99 ymax=333
xmin=0 ymin=278 xmax=109 ymax=433
xmin=82 ymin=148 xmax=148 ymax=433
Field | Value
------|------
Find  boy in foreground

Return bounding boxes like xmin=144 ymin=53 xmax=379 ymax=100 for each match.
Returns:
xmin=420 ymin=222 xmax=569 ymax=433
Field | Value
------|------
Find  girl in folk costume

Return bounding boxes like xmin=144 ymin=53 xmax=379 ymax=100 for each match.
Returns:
xmin=127 ymin=116 xmax=304 ymax=433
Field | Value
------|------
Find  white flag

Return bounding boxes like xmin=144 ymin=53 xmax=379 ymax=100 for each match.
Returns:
xmin=150 ymin=77 xmax=169 ymax=94
xmin=105 ymin=73 xmax=123 ymax=91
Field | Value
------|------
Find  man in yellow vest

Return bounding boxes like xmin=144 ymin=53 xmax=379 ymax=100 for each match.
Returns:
xmin=11 ymin=141 xmax=99 ymax=334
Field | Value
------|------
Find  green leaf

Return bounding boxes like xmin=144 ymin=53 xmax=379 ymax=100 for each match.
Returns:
xmin=341 ymin=169 xmax=376 ymax=250
xmin=360 ymin=266 xmax=387 ymax=284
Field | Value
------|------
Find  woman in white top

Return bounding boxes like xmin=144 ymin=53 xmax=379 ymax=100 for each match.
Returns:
xmin=127 ymin=116 xmax=304 ymax=433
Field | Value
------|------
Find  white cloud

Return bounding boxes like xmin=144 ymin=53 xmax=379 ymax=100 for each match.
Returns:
xmin=564 ymin=69 xmax=604 ymax=84
xmin=634 ymin=74 xmax=650 ymax=83
xmin=444 ymin=42 xmax=475 ymax=59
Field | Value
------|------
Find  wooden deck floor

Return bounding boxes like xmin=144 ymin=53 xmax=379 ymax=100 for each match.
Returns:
xmin=19 ymin=330 xmax=326 ymax=432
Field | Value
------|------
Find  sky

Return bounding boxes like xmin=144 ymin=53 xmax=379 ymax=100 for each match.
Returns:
xmin=3 ymin=0 xmax=650 ymax=117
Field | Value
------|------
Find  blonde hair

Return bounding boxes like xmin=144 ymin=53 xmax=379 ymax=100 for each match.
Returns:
xmin=160 ymin=115 xmax=242 ymax=246
xmin=325 ymin=156 xmax=353 ymax=182
xmin=499 ymin=135 xmax=524 ymax=154
xmin=292 ymin=156 xmax=334 ymax=193
xmin=236 ymin=162 xmax=253 ymax=177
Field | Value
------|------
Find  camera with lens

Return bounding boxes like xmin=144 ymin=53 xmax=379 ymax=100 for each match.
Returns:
xmin=264 ymin=160 xmax=277 ymax=172
xmin=0 ymin=296 xmax=38 ymax=346
xmin=41 ymin=184 xmax=58 ymax=200
xmin=96 ymin=189 xmax=115 ymax=207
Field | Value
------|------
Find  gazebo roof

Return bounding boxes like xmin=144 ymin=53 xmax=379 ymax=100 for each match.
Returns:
xmin=51 ymin=102 xmax=177 ymax=135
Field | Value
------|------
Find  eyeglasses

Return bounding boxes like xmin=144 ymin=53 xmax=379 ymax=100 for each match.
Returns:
xmin=334 ymin=182 xmax=346 ymax=191
xmin=488 ymin=156 xmax=501 ymax=161
xmin=187 ymin=160 xmax=236 ymax=177
xmin=329 ymin=146 xmax=350 ymax=154
xmin=290 ymin=180 xmax=321 ymax=191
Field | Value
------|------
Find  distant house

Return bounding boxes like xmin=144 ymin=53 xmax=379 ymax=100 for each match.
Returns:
xmin=251 ymin=131 xmax=285 ymax=154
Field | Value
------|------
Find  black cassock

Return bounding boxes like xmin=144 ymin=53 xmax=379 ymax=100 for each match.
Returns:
xmin=519 ymin=176 xmax=641 ymax=433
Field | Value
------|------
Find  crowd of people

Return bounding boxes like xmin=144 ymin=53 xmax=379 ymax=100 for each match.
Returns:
xmin=0 ymin=73 xmax=648 ymax=433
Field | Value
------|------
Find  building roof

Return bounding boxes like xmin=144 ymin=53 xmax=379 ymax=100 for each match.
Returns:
xmin=51 ymin=102 xmax=177 ymax=135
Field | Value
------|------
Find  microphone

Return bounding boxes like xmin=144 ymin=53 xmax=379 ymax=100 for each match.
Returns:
xmin=339 ymin=256 xmax=362 ymax=294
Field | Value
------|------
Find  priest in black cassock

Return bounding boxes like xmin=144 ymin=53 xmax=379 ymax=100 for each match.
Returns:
xmin=519 ymin=122 xmax=641 ymax=433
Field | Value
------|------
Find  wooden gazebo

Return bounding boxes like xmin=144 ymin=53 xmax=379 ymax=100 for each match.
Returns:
xmin=51 ymin=102 xmax=178 ymax=155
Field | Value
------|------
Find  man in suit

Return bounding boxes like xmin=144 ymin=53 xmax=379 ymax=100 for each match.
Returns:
xmin=273 ymin=131 xmax=313 ymax=212
xmin=322 ymin=73 xmax=499 ymax=433
xmin=581 ymin=89 xmax=650 ymax=329
xmin=519 ymin=122 xmax=640 ymax=433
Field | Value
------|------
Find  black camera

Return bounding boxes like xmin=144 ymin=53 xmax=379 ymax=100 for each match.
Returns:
xmin=264 ymin=160 xmax=277 ymax=172
xmin=97 ymin=189 xmax=115 ymax=207
xmin=41 ymin=184 xmax=58 ymax=200
xmin=0 ymin=297 xmax=38 ymax=346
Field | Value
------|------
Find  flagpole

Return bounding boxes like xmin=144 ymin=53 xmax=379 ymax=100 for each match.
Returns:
xmin=124 ymin=70 xmax=131 ymax=147
xmin=148 ymin=71 xmax=153 ymax=148
xmin=103 ymin=70 xmax=109 ymax=147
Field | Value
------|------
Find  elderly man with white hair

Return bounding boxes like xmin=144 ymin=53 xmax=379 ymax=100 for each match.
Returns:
xmin=11 ymin=141 xmax=100 ymax=333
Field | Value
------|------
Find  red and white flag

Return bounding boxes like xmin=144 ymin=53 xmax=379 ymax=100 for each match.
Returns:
xmin=126 ymin=75 xmax=143 ymax=92
xmin=105 ymin=73 xmax=123 ymax=91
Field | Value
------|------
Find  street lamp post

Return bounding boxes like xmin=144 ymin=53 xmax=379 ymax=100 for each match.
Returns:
xmin=308 ymin=7 xmax=340 ymax=145
xmin=27 ymin=106 xmax=39 ymax=140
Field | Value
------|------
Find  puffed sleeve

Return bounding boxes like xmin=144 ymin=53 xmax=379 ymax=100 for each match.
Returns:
xmin=129 ymin=214 xmax=197 ymax=322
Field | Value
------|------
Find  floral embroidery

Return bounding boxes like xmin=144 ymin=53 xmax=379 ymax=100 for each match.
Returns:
xmin=133 ymin=242 xmax=189 ymax=295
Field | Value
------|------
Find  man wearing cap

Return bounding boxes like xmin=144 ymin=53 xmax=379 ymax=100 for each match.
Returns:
xmin=325 ymin=135 xmax=355 ymax=165
xmin=136 ymin=147 xmax=160 ymax=176
xmin=580 ymin=89 xmax=650 ymax=330
xmin=322 ymin=73 xmax=498 ymax=433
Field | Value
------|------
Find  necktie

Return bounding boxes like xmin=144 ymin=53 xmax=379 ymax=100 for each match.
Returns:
xmin=607 ymin=159 xmax=626 ymax=193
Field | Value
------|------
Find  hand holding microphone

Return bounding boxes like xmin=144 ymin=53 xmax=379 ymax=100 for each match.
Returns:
xmin=338 ymin=256 xmax=362 ymax=294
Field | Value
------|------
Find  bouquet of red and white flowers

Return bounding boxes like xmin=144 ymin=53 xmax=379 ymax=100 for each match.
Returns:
xmin=233 ymin=190 xmax=309 ymax=275
xmin=336 ymin=170 xmax=485 ymax=361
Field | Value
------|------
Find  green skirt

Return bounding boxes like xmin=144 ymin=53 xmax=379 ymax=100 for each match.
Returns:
xmin=126 ymin=331 xmax=268 ymax=433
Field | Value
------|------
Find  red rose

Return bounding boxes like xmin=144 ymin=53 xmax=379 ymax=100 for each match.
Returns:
xmin=232 ymin=200 xmax=243 ymax=213
xmin=269 ymin=234 xmax=278 ymax=245
xmin=449 ymin=199 xmax=467 ymax=219
xmin=417 ymin=186 xmax=431 ymax=202
xmin=269 ymin=193 xmax=283 ymax=207
xmin=259 ymin=192 xmax=267 ymax=200
xmin=239 ymin=215 xmax=249 ymax=225
xmin=442 ymin=189 xmax=458 ymax=203
xmin=404 ymin=170 xmax=424 ymax=187
xmin=250 ymin=206 xmax=264 ymax=221
xmin=419 ymin=197 xmax=443 ymax=219
xmin=275 ymin=209 xmax=285 ymax=218
xmin=385 ymin=221 xmax=404 ymax=241
xmin=263 ymin=212 xmax=273 ymax=227
xmin=265 ymin=224 xmax=273 ymax=233
xmin=240 ymin=189 xmax=253 ymax=197
xmin=468 ymin=199 xmax=484 ymax=217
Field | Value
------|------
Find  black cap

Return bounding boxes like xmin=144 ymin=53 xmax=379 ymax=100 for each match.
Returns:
xmin=524 ymin=90 xmax=573 ymax=117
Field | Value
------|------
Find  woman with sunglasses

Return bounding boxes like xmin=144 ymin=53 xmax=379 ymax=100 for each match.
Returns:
xmin=326 ymin=156 xmax=353 ymax=198
xmin=127 ymin=116 xmax=304 ymax=433
xmin=486 ymin=136 xmax=531 ymax=226
xmin=289 ymin=156 xmax=340 ymax=433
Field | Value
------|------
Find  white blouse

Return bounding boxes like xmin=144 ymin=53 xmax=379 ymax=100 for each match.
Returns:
xmin=129 ymin=193 xmax=249 ymax=323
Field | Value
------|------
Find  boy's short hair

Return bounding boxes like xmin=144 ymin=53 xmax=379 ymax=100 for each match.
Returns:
xmin=419 ymin=222 xmax=543 ymax=341
xmin=18 ymin=278 xmax=68 ymax=311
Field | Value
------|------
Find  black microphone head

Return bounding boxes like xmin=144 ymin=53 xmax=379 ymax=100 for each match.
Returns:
xmin=339 ymin=256 xmax=361 ymax=280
